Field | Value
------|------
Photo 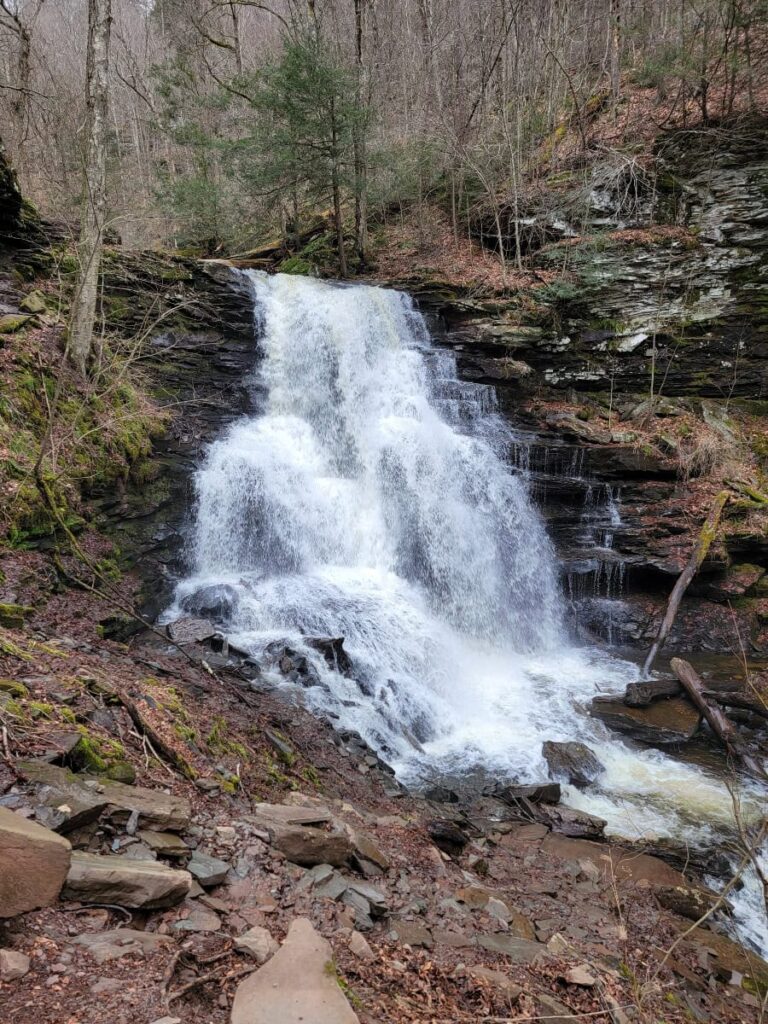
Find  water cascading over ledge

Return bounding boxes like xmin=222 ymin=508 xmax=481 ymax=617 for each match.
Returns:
xmin=167 ymin=272 xmax=766 ymax=953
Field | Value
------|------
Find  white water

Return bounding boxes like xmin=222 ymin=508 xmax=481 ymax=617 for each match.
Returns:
xmin=170 ymin=271 xmax=766 ymax=954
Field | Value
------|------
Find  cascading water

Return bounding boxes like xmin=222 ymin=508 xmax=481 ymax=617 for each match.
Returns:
xmin=169 ymin=271 xmax=766 ymax=954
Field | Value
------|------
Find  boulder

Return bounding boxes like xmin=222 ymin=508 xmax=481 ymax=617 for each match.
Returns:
xmin=19 ymin=289 xmax=47 ymax=314
xmin=426 ymin=819 xmax=469 ymax=856
xmin=231 ymin=917 xmax=360 ymax=1024
xmin=18 ymin=761 xmax=191 ymax=832
xmin=541 ymin=834 xmax=687 ymax=888
xmin=267 ymin=823 xmax=352 ymax=867
xmin=73 ymin=928 xmax=173 ymax=964
xmin=536 ymin=804 xmax=606 ymax=839
xmin=305 ymin=636 xmax=353 ymax=675
xmin=166 ymin=616 xmax=216 ymax=644
xmin=62 ymin=852 xmax=191 ymax=909
xmin=251 ymin=802 xmax=332 ymax=827
xmin=493 ymin=782 xmax=561 ymax=805
xmin=0 ymin=806 xmax=72 ymax=918
xmin=476 ymin=934 xmax=547 ymax=963
xmin=590 ymin=696 xmax=701 ymax=744
xmin=181 ymin=584 xmax=239 ymax=622
xmin=542 ymin=741 xmax=604 ymax=786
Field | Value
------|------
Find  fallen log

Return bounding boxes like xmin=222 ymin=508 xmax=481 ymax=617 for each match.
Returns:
xmin=670 ymin=659 xmax=761 ymax=775
xmin=703 ymin=689 xmax=768 ymax=722
xmin=642 ymin=491 xmax=729 ymax=677
xmin=624 ymin=678 xmax=682 ymax=707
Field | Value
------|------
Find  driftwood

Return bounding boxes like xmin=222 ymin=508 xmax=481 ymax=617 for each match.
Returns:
xmin=671 ymin=659 xmax=761 ymax=775
xmin=642 ymin=490 xmax=729 ymax=677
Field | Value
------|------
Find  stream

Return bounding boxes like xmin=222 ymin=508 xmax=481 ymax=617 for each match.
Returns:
xmin=167 ymin=271 xmax=767 ymax=956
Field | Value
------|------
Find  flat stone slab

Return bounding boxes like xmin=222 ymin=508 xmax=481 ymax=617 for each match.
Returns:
xmin=590 ymin=696 xmax=701 ymax=744
xmin=63 ymin=852 xmax=191 ymax=909
xmin=541 ymin=834 xmax=686 ymax=888
xmin=73 ymin=928 xmax=173 ymax=963
xmin=18 ymin=761 xmax=191 ymax=832
xmin=231 ymin=917 xmax=360 ymax=1024
xmin=0 ymin=806 xmax=72 ymax=918
xmin=251 ymin=803 xmax=333 ymax=826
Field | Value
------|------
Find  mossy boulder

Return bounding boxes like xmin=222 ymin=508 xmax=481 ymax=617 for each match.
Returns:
xmin=19 ymin=290 xmax=47 ymax=314
xmin=105 ymin=760 xmax=136 ymax=785
xmin=0 ymin=313 xmax=32 ymax=334
xmin=0 ymin=679 xmax=28 ymax=698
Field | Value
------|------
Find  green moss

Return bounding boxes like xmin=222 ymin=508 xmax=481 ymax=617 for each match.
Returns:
xmin=174 ymin=723 xmax=197 ymax=743
xmin=60 ymin=707 xmax=76 ymax=724
xmin=0 ymin=678 xmax=28 ymax=697
xmin=105 ymin=760 xmax=136 ymax=784
xmin=0 ymin=314 xmax=32 ymax=333
xmin=278 ymin=255 xmax=313 ymax=275
xmin=28 ymin=700 xmax=53 ymax=719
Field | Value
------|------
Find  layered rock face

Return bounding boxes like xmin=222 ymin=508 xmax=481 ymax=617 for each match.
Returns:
xmin=428 ymin=117 xmax=768 ymax=655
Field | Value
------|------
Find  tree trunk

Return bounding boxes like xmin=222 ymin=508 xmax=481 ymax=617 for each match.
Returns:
xmin=670 ymin=658 xmax=760 ymax=775
xmin=609 ymin=0 xmax=621 ymax=107
xmin=642 ymin=490 xmax=729 ymax=677
xmin=68 ymin=0 xmax=112 ymax=376
xmin=330 ymin=98 xmax=347 ymax=279
xmin=353 ymin=0 xmax=367 ymax=264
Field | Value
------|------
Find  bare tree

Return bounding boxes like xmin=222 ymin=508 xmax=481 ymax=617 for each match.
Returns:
xmin=68 ymin=0 xmax=112 ymax=375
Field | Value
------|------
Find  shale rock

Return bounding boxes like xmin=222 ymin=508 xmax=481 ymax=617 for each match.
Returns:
xmin=188 ymin=850 xmax=229 ymax=887
xmin=427 ymin=819 xmax=469 ymax=856
xmin=73 ymin=928 xmax=173 ymax=964
xmin=19 ymin=761 xmax=191 ymax=832
xmin=493 ymin=782 xmax=561 ymax=805
xmin=230 ymin=917 xmax=360 ymax=1024
xmin=62 ymin=852 xmax=191 ymax=909
xmin=0 ymin=949 xmax=31 ymax=981
xmin=234 ymin=926 xmax=279 ymax=964
xmin=0 ymin=806 xmax=72 ymax=918
xmin=542 ymin=741 xmax=605 ymax=786
xmin=590 ymin=696 xmax=701 ymax=744
xmin=181 ymin=583 xmax=239 ymax=621
xmin=166 ymin=616 xmax=216 ymax=644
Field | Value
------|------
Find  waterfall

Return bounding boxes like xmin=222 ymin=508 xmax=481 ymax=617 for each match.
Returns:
xmin=169 ymin=271 xmax=766 ymax=954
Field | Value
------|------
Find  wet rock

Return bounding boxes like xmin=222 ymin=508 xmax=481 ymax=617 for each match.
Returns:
xmin=188 ymin=850 xmax=229 ymax=887
xmin=0 ymin=806 xmax=72 ymax=918
xmin=493 ymin=782 xmax=561 ymax=805
xmin=18 ymin=761 xmax=191 ymax=832
xmin=0 ymin=949 xmax=30 ymax=981
xmin=166 ymin=616 xmax=216 ymax=644
xmin=536 ymin=804 xmax=606 ymax=839
xmin=542 ymin=741 xmax=604 ymax=786
xmin=181 ymin=584 xmax=239 ymax=621
xmin=235 ymin=926 xmax=279 ymax=964
xmin=426 ymin=819 xmax=469 ymax=856
xmin=590 ymin=695 xmax=701 ymax=744
xmin=73 ymin=928 xmax=173 ymax=964
xmin=305 ymin=636 xmax=353 ymax=675
xmin=62 ymin=852 xmax=191 ymax=909
xmin=424 ymin=785 xmax=459 ymax=803
xmin=231 ymin=917 xmax=360 ymax=1024
xmin=389 ymin=920 xmax=434 ymax=948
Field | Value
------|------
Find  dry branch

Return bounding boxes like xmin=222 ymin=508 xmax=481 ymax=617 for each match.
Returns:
xmin=642 ymin=490 xmax=729 ymax=677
